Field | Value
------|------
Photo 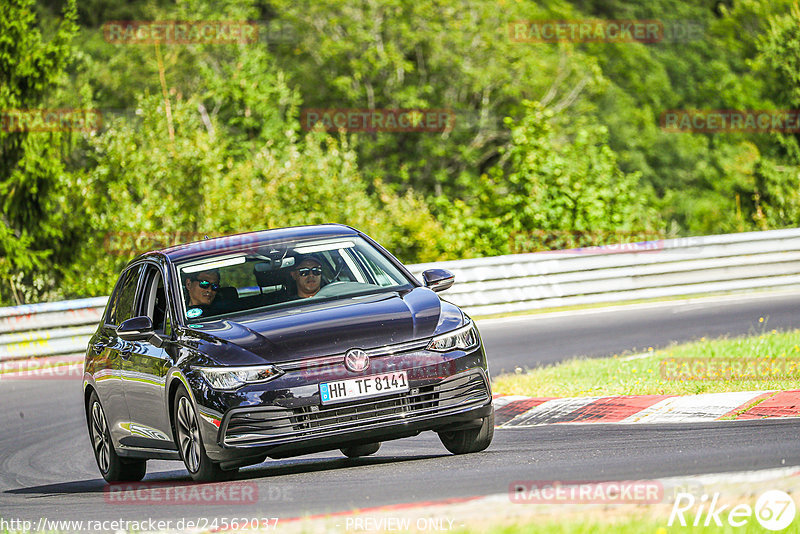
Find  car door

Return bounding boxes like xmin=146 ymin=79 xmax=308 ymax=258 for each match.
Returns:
xmin=119 ymin=262 xmax=175 ymax=450
xmin=93 ymin=263 xmax=143 ymax=446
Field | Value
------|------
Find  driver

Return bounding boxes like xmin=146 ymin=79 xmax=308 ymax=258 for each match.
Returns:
xmin=290 ymin=256 xmax=323 ymax=298
xmin=184 ymin=269 xmax=221 ymax=316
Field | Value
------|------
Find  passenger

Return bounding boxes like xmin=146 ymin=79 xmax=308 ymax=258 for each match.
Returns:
xmin=290 ymin=256 xmax=323 ymax=298
xmin=185 ymin=269 xmax=221 ymax=312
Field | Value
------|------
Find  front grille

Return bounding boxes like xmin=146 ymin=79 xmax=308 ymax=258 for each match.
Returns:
xmin=222 ymin=371 xmax=490 ymax=447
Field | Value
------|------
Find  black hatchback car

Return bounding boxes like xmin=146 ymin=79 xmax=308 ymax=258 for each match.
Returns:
xmin=83 ymin=225 xmax=493 ymax=481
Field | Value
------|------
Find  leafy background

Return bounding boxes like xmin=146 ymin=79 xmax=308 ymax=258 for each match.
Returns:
xmin=2 ymin=0 xmax=799 ymax=304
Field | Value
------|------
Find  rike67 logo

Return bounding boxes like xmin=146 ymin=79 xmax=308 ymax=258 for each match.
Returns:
xmin=669 ymin=490 xmax=796 ymax=531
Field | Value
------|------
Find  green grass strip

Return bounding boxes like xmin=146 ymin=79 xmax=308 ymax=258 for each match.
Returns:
xmin=451 ymin=516 xmax=770 ymax=533
xmin=492 ymin=323 xmax=800 ymax=397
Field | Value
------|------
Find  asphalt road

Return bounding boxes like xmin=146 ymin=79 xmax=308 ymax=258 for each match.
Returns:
xmin=1 ymin=292 xmax=799 ymax=528
xmin=478 ymin=291 xmax=800 ymax=375
xmin=2 ymin=376 xmax=799 ymax=525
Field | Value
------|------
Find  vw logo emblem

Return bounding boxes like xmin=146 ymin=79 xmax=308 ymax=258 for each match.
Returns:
xmin=344 ymin=349 xmax=370 ymax=372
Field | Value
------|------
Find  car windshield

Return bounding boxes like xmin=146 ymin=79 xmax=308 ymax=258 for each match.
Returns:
xmin=175 ymin=235 xmax=413 ymax=322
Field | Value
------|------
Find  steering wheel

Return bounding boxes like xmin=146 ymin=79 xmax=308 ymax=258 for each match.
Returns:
xmin=329 ymin=257 xmax=345 ymax=282
xmin=315 ymin=281 xmax=351 ymax=297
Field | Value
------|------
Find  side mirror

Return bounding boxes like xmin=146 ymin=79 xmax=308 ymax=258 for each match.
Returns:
xmin=422 ymin=269 xmax=455 ymax=293
xmin=117 ymin=316 xmax=154 ymax=341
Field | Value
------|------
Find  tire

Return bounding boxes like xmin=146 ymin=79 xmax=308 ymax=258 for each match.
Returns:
xmin=340 ymin=442 xmax=381 ymax=458
xmin=173 ymin=385 xmax=237 ymax=482
xmin=438 ymin=408 xmax=494 ymax=455
xmin=87 ymin=391 xmax=146 ymax=482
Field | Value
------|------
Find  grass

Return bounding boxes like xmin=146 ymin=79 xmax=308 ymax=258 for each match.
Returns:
xmin=492 ymin=321 xmax=800 ymax=397
xmin=451 ymin=518 xmax=766 ymax=534
xmin=2 ymin=515 xmax=773 ymax=534
xmin=449 ymin=516 xmax=774 ymax=534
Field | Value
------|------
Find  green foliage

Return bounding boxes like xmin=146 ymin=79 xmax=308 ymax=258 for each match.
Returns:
xmin=755 ymin=2 xmax=800 ymax=110
xmin=5 ymin=0 xmax=800 ymax=305
xmin=448 ymin=102 xmax=660 ymax=254
xmin=742 ymin=2 xmax=800 ymax=230
xmin=0 ymin=0 xmax=81 ymax=304
xmin=534 ymin=0 xmax=800 ymax=238
xmin=209 ymin=129 xmax=448 ymax=263
xmin=59 ymin=93 xmax=226 ymax=297
xmin=753 ymin=156 xmax=800 ymax=229
xmin=60 ymin=90 xmax=448 ymax=297
xmin=269 ymin=0 xmax=600 ymax=195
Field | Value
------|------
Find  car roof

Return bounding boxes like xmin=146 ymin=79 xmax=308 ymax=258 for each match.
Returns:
xmin=154 ymin=224 xmax=360 ymax=263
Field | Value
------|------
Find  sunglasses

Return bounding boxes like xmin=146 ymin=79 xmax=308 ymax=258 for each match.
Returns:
xmin=296 ymin=267 xmax=322 ymax=277
xmin=194 ymin=279 xmax=220 ymax=291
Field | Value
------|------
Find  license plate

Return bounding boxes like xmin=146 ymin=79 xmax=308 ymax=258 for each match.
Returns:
xmin=320 ymin=371 xmax=409 ymax=405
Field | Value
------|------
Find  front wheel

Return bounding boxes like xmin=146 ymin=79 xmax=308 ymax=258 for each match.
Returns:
xmin=87 ymin=391 xmax=146 ymax=482
xmin=438 ymin=408 xmax=494 ymax=455
xmin=173 ymin=385 xmax=237 ymax=482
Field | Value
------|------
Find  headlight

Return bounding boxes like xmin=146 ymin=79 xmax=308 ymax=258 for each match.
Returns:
xmin=193 ymin=365 xmax=284 ymax=391
xmin=427 ymin=322 xmax=479 ymax=352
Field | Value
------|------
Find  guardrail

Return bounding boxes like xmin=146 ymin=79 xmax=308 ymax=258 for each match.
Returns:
xmin=409 ymin=228 xmax=800 ymax=315
xmin=0 ymin=297 xmax=107 ymax=361
xmin=2 ymin=228 xmax=800 ymax=362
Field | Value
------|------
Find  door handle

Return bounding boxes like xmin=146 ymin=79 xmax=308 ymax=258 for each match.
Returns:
xmin=91 ymin=342 xmax=105 ymax=355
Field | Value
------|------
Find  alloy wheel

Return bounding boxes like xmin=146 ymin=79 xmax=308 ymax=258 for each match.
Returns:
xmin=91 ymin=401 xmax=111 ymax=473
xmin=176 ymin=396 xmax=201 ymax=473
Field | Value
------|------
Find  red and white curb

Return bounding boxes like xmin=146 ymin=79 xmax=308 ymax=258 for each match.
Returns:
xmin=492 ymin=390 xmax=800 ymax=426
xmin=4 ymin=358 xmax=800 ymax=426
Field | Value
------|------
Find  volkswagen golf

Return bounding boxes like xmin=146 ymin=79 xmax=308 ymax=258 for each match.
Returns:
xmin=83 ymin=224 xmax=493 ymax=482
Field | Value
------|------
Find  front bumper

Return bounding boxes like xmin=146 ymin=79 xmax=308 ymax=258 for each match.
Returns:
xmin=190 ymin=340 xmax=492 ymax=463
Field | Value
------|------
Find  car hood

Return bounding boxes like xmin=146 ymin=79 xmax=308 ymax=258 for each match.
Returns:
xmin=180 ymin=287 xmax=464 ymax=366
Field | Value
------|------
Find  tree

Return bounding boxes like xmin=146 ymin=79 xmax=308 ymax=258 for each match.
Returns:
xmin=453 ymin=101 xmax=661 ymax=254
xmin=0 ymin=0 xmax=80 ymax=304
xmin=748 ymin=2 xmax=800 ymax=229
xmin=268 ymin=0 xmax=604 ymax=197
xmin=63 ymin=84 xmax=450 ymax=297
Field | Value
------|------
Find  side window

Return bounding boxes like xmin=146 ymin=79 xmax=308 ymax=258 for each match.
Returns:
xmin=337 ymin=250 xmax=368 ymax=283
xmin=139 ymin=265 xmax=169 ymax=333
xmin=354 ymin=251 xmax=394 ymax=287
xmin=107 ymin=265 xmax=142 ymax=326
xmin=105 ymin=277 xmax=125 ymax=325
xmin=320 ymin=251 xmax=356 ymax=283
